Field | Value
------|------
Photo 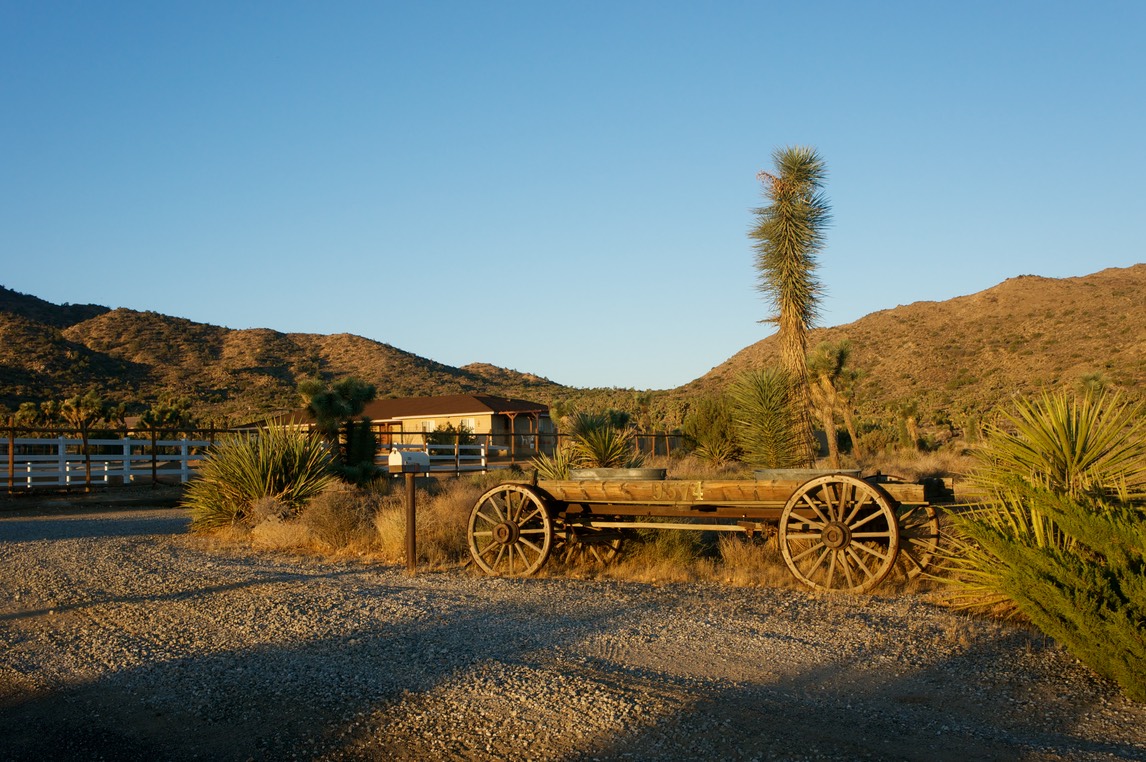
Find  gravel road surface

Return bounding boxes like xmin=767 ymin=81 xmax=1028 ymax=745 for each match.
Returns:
xmin=1 ymin=505 xmax=1144 ymax=761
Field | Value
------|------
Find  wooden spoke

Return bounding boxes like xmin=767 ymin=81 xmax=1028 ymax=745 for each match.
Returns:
xmin=779 ymin=475 xmax=900 ymax=594
xmin=557 ymin=524 xmax=624 ymax=567
xmin=893 ymin=503 xmax=942 ymax=579
xmin=467 ymin=484 xmax=554 ymax=576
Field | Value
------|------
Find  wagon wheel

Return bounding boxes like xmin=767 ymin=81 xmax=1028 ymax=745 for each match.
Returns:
xmin=894 ymin=503 xmax=941 ymax=578
xmin=468 ymin=484 xmax=554 ymax=576
xmin=558 ymin=525 xmax=624 ymax=566
xmin=779 ymin=475 xmax=900 ymax=593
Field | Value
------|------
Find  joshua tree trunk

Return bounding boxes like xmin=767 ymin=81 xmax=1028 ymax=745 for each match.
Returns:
xmin=750 ymin=146 xmax=831 ymax=467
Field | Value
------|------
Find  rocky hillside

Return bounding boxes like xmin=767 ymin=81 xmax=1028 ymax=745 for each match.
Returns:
xmin=0 ymin=286 xmax=566 ymax=422
xmin=683 ymin=264 xmax=1146 ymax=422
xmin=2 ymin=264 xmax=1143 ymax=426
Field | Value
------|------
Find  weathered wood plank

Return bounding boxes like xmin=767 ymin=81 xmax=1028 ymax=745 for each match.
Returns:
xmin=539 ymin=479 xmax=796 ymax=505
xmin=537 ymin=478 xmax=931 ymax=507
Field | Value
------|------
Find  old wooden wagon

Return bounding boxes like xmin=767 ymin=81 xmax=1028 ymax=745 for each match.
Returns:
xmin=466 ymin=472 xmax=944 ymax=593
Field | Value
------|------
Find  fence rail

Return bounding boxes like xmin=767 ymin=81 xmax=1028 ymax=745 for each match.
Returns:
xmin=2 ymin=436 xmax=213 ymax=489
xmin=2 ymin=426 xmax=685 ymax=492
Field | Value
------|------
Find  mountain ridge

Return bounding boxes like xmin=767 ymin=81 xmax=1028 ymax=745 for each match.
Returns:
xmin=1 ymin=265 xmax=1143 ymax=426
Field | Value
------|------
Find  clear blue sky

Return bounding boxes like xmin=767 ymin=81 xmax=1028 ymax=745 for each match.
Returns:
xmin=2 ymin=2 xmax=1143 ymax=391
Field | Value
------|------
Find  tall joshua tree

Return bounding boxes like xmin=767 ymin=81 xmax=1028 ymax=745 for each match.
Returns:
xmin=749 ymin=146 xmax=831 ymax=466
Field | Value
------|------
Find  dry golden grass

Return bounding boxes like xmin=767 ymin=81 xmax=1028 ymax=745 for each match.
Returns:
xmin=374 ymin=477 xmax=483 ymax=567
xmin=300 ymin=484 xmax=381 ymax=553
xmin=250 ymin=517 xmax=313 ymax=551
xmin=855 ymin=448 xmax=975 ymax=483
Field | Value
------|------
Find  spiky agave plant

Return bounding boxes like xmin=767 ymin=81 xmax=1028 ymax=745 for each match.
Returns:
xmin=531 ymin=443 xmax=579 ymax=480
xmin=185 ymin=425 xmax=337 ymax=531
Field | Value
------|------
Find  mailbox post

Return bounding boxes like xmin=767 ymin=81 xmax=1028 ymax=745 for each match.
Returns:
xmin=388 ymin=449 xmax=430 ymax=574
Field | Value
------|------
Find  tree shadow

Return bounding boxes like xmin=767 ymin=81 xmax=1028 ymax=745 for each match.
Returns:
xmin=0 ymin=574 xmax=631 ymax=761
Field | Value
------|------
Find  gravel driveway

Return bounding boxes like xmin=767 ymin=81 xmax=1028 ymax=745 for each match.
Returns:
xmin=1 ymin=505 xmax=1144 ymax=761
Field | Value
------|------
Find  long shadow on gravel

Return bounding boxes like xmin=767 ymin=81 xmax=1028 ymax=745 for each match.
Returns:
xmin=0 ymin=577 xmax=632 ymax=761
xmin=574 ymin=630 xmax=1146 ymax=762
xmin=0 ymin=508 xmax=190 ymax=542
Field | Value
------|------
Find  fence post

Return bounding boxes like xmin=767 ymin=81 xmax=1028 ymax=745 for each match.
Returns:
xmin=405 ymin=472 xmax=417 ymax=574
xmin=57 ymin=435 xmax=67 ymax=486
xmin=150 ymin=426 xmax=158 ymax=486
xmin=6 ymin=417 xmax=13 ymax=492
xmin=122 ymin=439 xmax=132 ymax=483
xmin=180 ymin=440 xmax=190 ymax=482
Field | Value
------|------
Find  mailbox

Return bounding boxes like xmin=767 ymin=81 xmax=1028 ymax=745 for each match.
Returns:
xmin=388 ymin=448 xmax=430 ymax=474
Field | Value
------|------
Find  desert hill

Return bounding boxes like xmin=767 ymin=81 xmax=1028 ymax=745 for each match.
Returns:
xmin=684 ymin=264 xmax=1146 ymax=423
xmin=0 ymin=286 xmax=565 ymax=422
xmin=1 ymin=264 xmax=1143 ymax=428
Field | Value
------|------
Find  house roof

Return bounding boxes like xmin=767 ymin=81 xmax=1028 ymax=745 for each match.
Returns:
xmin=245 ymin=394 xmax=549 ymax=428
xmin=360 ymin=394 xmax=548 ymax=421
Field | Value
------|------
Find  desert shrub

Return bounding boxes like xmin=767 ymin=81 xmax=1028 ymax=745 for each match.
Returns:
xmin=426 ymin=421 xmax=476 ymax=447
xmin=250 ymin=516 xmax=313 ymax=551
xmin=935 ymin=387 xmax=1146 ymax=700
xmin=185 ymin=426 xmax=337 ymax=531
xmin=374 ymin=477 xmax=482 ymax=566
xmin=566 ymin=411 xmax=645 ymax=469
xmin=300 ymin=484 xmax=383 ymax=552
xmin=247 ymin=496 xmax=291 ymax=524
xmin=729 ymin=368 xmax=802 ymax=468
xmin=947 ymin=485 xmax=1146 ymax=700
xmin=717 ymin=535 xmax=798 ymax=588
xmin=598 ymin=525 xmax=716 ymax=584
xmin=682 ymin=395 xmax=741 ymax=467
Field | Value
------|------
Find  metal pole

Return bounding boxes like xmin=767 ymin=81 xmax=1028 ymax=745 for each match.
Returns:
xmin=405 ymin=472 xmax=417 ymax=574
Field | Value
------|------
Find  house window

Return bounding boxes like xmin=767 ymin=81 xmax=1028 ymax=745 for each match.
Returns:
xmin=461 ymin=418 xmax=476 ymax=431
xmin=420 ymin=420 xmax=435 ymax=432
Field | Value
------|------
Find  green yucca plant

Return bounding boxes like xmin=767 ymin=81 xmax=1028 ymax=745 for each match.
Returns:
xmin=531 ymin=443 xmax=579 ymax=480
xmin=185 ymin=425 xmax=337 ymax=531
xmin=564 ymin=411 xmax=645 ymax=469
xmin=729 ymin=367 xmax=803 ymax=469
xmin=934 ymin=387 xmax=1146 ymax=699
xmin=973 ymin=388 xmax=1146 ymax=502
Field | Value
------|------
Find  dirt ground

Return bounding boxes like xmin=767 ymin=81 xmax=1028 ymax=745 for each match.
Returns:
xmin=1 ymin=499 xmax=1145 ymax=761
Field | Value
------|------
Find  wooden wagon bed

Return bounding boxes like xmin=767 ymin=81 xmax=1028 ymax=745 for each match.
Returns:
xmin=466 ymin=474 xmax=944 ymax=594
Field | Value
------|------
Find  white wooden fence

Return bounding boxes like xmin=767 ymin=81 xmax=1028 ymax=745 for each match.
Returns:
xmin=381 ymin=442 xmax=490 ymax=472
xmin=2 ymin=436 xmax=213 ymax=489
xmin=1 ymin=435 xmax=497 ymax=491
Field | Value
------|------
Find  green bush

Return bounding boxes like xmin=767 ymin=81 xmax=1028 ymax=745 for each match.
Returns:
xmin=682 ymin=395 xmax=740 ymax=467
xmin=185 ymin=426 xmax=337 ymax=531
xmin=936 ymin=387 xmax=1146 ymax=700
xmin=952 ymin=486 xmax=1146 ymax=701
